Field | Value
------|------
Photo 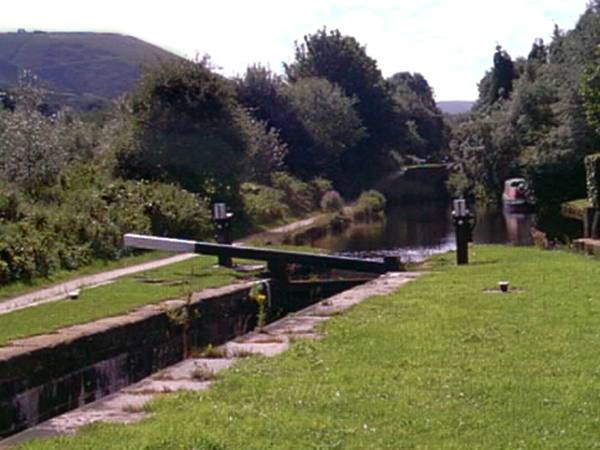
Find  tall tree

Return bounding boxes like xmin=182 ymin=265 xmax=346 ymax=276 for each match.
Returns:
xmin=235 ymin=64 xmax=312 ymax=172
xmin=388 ymin=72 xmax=448 ymax=159
xmin=285 ymin=29 xmax=404 ymax=146
xmin=475 ymin=45 xmax=518 ymax=110
xmin=115 ymin=58 xmax=247 ymax=205
xmin=493 ymin=45 xmax=517 ymax=101
xmin=285 ymin=28 xmax=405 ymax=193
xmin=282 ymin=77 xmax=366 ymax=178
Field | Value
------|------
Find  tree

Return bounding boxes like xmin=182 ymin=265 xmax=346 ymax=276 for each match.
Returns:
xmin=285 ymin=28 xmax=405 ymax=192
xmin=282 ymin=77 xmax=366 ymax=177
xmin=235 ymin=64 xmax=312 ymax=174
xmin=475 ymin=45 xmax=518 ymax=110
xmin=493 ymin=45 xmax=517 ymax=101
xmin=0 ymin=76 xmax=66 ymax=196
xmin=115 ymin=58 xmax=247 ymax=205
xmin=387 ymin=72 xmax=448 ymax=159
xmin=285 ymin=29 xmax=404 ymax=146
xmin=238 ymin=114 xmax=288 ymax=185
xmin=527 ymin=38 xmax=548 ymax=63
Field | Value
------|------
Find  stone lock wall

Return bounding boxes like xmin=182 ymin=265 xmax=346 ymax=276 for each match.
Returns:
xmin=0 ymin=281 xmax=263 ymax=438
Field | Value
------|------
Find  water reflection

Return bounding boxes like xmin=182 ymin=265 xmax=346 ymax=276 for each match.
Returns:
xmin=312 ymin=201 xmax=535 ymax=262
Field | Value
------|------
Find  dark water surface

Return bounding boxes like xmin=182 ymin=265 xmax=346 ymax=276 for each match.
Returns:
xmin=312 ymin=201 xmax=536 ymax=262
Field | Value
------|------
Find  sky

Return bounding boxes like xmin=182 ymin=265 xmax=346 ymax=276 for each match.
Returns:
xmin=1 ymin=0 xmax=590 ymax=101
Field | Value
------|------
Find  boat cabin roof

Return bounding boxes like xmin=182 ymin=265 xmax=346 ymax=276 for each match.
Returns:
xmin=505 ymin=178 xmax=525 ymax=188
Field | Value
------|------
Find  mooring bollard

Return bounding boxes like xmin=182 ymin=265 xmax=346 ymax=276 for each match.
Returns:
xmin=452 ymin=198 xmax=475 ymax=265
xmin=212 ymin=202 xmax=234 ymax=267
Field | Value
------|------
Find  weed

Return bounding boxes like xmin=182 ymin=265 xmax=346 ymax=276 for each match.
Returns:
xmin=121 ymin=403 xmax=147 ymax=413
xmin=190 ymin=364 xmax=216 ymax=381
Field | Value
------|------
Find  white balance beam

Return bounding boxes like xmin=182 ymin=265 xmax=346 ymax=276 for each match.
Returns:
xmin=124 ymin=234 xmax=197 ymax=253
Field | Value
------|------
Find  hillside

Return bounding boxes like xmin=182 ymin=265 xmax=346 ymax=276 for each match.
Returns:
xmin=0 ymin=31 xmax=179 ymax=107
xmin=436 ymin=100 xmax=473 ymax=114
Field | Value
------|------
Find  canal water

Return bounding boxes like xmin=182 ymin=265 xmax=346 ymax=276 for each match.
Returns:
xmin=312 ymin=201 xmax=537 ymax=263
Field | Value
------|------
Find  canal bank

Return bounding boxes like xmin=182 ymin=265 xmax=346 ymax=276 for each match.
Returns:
xmin=2 ymin=271 xmax=419 ymax=448
xmin=10 ymin=245 xmax=600 ymax=449
xmin=0 ymin=273 xmax=374 ymax=440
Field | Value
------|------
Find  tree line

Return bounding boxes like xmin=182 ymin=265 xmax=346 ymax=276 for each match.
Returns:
xmin=0 ymin=28 xmax=447 ymax=285
xmin=448 ymin=1 xmax=600 ymax=218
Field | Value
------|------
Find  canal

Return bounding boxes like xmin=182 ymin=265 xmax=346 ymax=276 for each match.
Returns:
xmin=312 ymin=201 xmax=538 ymax=262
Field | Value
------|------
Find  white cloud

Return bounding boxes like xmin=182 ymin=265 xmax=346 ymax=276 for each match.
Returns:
xmin=1 ymin=0 xmax=590 ymax=100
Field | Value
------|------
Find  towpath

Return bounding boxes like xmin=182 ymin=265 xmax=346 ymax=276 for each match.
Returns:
xmin=0 ymin=214 xmax=322 ymax=316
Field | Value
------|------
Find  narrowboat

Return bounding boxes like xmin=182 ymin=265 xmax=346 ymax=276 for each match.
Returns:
xmin=502 ymin=178 xmax=535 ymax=213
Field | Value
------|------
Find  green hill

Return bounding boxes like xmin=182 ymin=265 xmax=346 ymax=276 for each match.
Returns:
xmin=436 ymin=100 xmax=473 ymax=114
xmin=0 ymin=31 xmax=179 ymax=107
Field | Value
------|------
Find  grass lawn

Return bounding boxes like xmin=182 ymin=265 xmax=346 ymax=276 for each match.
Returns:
xmin=0 ymin=251 xmax=173 ymax=302
xmin=19 ymin=245 xmax=600 ymax=449
xmin=0 ymin=256 xmax=252 ymax=347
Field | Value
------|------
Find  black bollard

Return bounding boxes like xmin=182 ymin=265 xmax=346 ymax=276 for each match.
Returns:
xmin=212 ymin=203 xmax=234 ymax=267
xmin=452 ymin=198 xmax=474 ymax=265
xmin=383 ymin=256 xmax=404 ymax=272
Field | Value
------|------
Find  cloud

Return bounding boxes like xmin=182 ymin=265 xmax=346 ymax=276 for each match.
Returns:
xmin=1 ymin=0 xmax=590 ymax=100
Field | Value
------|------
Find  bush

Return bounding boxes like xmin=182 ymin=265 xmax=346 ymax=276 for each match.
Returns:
xmin=270 ymin=172 xmax=315 ymax=215
xmin=241 ymin=182 xmax=290 ymax=225
xmin=352 ymin=190 xmax=387 ymax=221
xmin=585 ymin=153 xmax=600 ymax=208
xmin=320 ymin=190 xmax=344 ymax=212
xmin=140 ymin=183 xmax=212 ymax=240
xmin=0 ymin=176 xmax=213 ymax=285
xmin=309 ymin=177 xmax=333 ymax=205
xmin=329 ymin=211 xmax=351 ymax=232
xmin=0 ymin=189 xmax=23 ymax=221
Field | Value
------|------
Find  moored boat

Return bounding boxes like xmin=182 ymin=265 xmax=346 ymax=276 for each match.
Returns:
xmin=502 ymin=178 xmax=535 ymax=213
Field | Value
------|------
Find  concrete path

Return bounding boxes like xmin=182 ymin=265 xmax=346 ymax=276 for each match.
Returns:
xmin=0 ymin=271 xmax=421 ymax=448
xmin=0 ymin=253 xmax=197 ymax=316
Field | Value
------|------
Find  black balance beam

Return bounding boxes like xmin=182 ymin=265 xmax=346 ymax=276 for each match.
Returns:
xmin=123 ymin=234 xmax=401 ymax=274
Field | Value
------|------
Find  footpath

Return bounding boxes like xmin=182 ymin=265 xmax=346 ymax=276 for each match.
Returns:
xmin=0 ymin=215 xmax=320 ymax=317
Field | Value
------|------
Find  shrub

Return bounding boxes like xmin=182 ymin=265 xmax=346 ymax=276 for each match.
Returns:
xmin=141 ymin=182 xmax=212 ymax=240
xmin=309 ymin=177 xmax=333 ymax=204
xmin=352 ymin=190 xmax=387 ymax=221
xmin=0 ymin=177 xmax=213 ymax=285
xmin=585 ymin=153 xmax=600 ymax=208
xmin=270 ymin=172 xmax=315 ymax=215
xmin=0 ymin=189 xmax=23 ymax=221
xmin=320 ymin=190 xmax=344 ymax=212
xmin=241 ymin=182 xmax=290 ymax=225
xmin=0 ymin=222 xmax=63 ymax=283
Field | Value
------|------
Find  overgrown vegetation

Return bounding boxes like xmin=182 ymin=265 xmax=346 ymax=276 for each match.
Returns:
xmin=20 ymin=246 xmax=600 ymax=449
xmin=447 ymin=3 xmax=600 ymax=213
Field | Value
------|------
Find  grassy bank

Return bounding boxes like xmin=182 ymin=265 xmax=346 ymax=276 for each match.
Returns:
xmin=0 ymin=256 xmax=250 ymax=346
xmin=20 ymin=245 xmax=600 ymax=449
xmin=0 ymin=251 xmax=172 ymax=302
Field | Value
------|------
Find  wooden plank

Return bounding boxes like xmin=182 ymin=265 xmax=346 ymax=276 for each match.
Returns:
xmin=124 ymin=234 xmax=397 ymax=274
